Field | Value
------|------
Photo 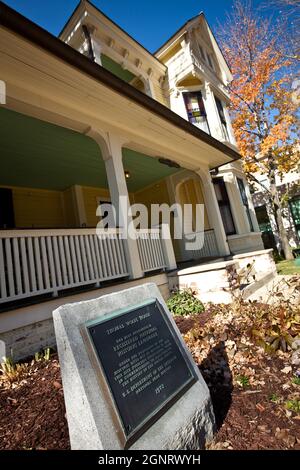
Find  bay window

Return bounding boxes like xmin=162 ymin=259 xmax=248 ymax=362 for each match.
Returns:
xmin=183 ymin=91 xmax=210 ymax=134
xmin=215 ymin=96 xmax=230 ymax=141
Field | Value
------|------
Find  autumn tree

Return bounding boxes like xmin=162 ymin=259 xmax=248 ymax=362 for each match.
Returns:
xmin=218 ymin=0 xmax=299 ymax=260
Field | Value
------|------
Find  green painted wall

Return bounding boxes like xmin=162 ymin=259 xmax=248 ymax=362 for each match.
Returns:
xmin=101 ymin=54 xmax=135 ymax=83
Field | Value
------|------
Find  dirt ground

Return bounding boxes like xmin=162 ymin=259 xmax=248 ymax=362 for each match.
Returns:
xmin=0 ymin=309 xmax=299 ymax=450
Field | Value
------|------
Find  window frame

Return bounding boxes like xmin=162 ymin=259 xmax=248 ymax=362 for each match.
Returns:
xmin=182 ymin=90 xmax=210 ymax=134
xmin=213 ymin=177 xmax=236 ymax=236
xmin=214 ymin=95 xmax=230 ymax=141
xmin=237 ymin=177 xmax=254 ymax=232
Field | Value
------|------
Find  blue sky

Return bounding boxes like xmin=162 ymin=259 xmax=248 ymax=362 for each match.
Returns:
xmin=2 ymin=0 xmax=266 ymax=53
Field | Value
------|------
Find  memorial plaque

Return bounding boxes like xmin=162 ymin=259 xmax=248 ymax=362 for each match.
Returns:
xmin=82 ymin=298 xmax=198 ymax=447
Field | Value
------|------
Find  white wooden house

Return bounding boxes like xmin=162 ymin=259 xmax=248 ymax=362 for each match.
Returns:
xmin=0 ymin=1 xmax=275 ymax=359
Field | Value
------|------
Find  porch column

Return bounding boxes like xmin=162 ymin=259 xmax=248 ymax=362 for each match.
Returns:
xmin=73 ymin=185 xmax=87 ymax=227
xmin=221 ymin=166 xmax=260 ymax=233
xmin=104 ymin=133 xmax=144 ymax=279
xmin=223 ymin=174 xmax=248 ymax=234
xmin=86 ymin=129 xmax=143 ymax=279
xmin=196 ymin=168 xmax=230 ymax=256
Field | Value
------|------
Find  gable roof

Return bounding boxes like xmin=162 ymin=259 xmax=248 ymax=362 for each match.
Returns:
xmin=154 ymin=12 xmax=232 ymax=82
xmin=59 ymin=0 xmax=165 ymax=70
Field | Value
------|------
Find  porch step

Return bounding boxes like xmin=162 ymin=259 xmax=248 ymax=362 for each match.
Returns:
xmin=168 ymin=257 xmax=225 ymax=277
xmin=167 ymin=249 xmax=277 ymax=304
xmin=241 ymin=271 xmax=277 ymax=300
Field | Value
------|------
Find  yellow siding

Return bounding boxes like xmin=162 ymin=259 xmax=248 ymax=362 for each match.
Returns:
xmin=177 ymin=76 xmax=202 ymax=87
xmin=81 ymin=186 xmax=110 ymax=227
xmin=134 ymin=178 xmax=181 ymax=257
xmin=178 ymin=178 xmax=210 ymax=230
xmin=134 ymin=179 xmax=171 ymax=223
xmin=152 ymin=82 xmax=168 ymax=106
xmin=159 ymin=43 xmax=182 ymax=64
xmin=81 ymin=186 xmax=136 ymax=227
xmin=0 ymin=185 xmax=65 ymax=228
xmin=62 ymin=187 xmax=77 ymax=227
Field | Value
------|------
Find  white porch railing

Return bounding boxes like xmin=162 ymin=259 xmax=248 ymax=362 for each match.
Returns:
xmin=0 ymin=229 xmax=129 ymax=304
xmin=136 ymin=229 xmax=166 ymax=273
xmin=183 ymin=229 xmax=219 ymax=260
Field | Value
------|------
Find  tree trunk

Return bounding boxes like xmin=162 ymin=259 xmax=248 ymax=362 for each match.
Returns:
xmin=268 ymin=152 xmax=294 ymax=260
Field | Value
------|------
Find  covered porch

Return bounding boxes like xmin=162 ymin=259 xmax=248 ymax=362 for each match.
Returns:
xmin=0 ymin=107 xmax=228 ymax=308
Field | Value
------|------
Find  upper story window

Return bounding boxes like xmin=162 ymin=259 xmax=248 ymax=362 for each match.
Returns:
xmin=215 ymin=96 xmax=230 ymax=141
xmin=183 ymin=91 xmax=210 ymax=134
xmin=237 ymin=178 xmax=254 ymax=232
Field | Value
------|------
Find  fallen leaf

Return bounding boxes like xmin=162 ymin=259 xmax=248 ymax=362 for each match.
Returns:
xmin=256 ymin=403 xmax=265 ymax=412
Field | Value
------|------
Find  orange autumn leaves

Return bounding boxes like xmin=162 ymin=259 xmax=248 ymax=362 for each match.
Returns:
xmin=218 ymin=1 xmax=299 ymax=176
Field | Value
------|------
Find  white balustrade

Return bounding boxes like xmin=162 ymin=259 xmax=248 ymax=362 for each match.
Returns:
xmin=0 ymin=229 xmax=129 ymax=304
xmin=183 ymin=229 xmax=219 ymax=260
xmin=136 ymin=229 xmax=166 ymax=273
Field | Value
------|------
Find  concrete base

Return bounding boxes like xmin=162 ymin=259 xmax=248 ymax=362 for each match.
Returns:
xmin=168 ymin=249 xmax=277 ymax=304
xmin=227 ymin=232 xmax=264 ymax=254
xmin=53 ymin=283 xmax=215 ymax=450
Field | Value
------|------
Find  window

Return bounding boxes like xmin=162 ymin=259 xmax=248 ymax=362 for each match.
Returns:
xmin=289 ymin=196 xmax=300 ymax=240
xmin=0 ymin=188 xmax=15 ymax=229
xmin=255 ymin=205 xmax=272 ymax=233
xmin=215 ymin=96 xmax=230 ymax=141
xmin=255 ymin=205 xmax=276 ymax=250
xmin=237 ymin=178 xmax=254 ymax=232
xmin=213 ymin=178 xmax=236 ymax=235
xmin=183 ymin=91 xmax=210 ymax=134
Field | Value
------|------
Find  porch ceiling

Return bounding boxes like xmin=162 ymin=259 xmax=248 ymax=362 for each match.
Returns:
xmin=0 ymin=108 xmax=179 ymax=192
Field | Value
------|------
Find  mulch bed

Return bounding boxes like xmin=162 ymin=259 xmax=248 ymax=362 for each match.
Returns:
xmin=1 ymin=310 xmax=299 ymax=450
xmin=0 ymin=357 xmax=70 ymax=450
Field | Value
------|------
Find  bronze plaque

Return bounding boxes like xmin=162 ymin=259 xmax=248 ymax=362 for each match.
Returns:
xmin=83 ymin=298 xmax=197 ymax=447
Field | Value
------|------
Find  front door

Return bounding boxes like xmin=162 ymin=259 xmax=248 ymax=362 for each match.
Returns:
xmin=0 ymin=188 xmax=15 ymax=229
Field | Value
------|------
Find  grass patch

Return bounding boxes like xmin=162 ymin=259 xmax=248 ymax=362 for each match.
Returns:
xmin=276 ymin=259 xmax=300 ymax=275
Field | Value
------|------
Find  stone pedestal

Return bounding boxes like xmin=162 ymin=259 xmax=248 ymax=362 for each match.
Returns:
xmin=53 ymin=282 xmax=215 ymax=450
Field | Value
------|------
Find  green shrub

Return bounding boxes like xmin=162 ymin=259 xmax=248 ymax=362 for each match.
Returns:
xmin=236 ymin=375 xmax=250 ymax=388
xmin=285 ymin=399 xmax=300 ymax=413
xmin=167 ymin=289 xmax=204 ymax=316
xmin=34 ymin=347 xmax=51 ymax=362
xmin=292 ymin=377 xmax=300 ymax=385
